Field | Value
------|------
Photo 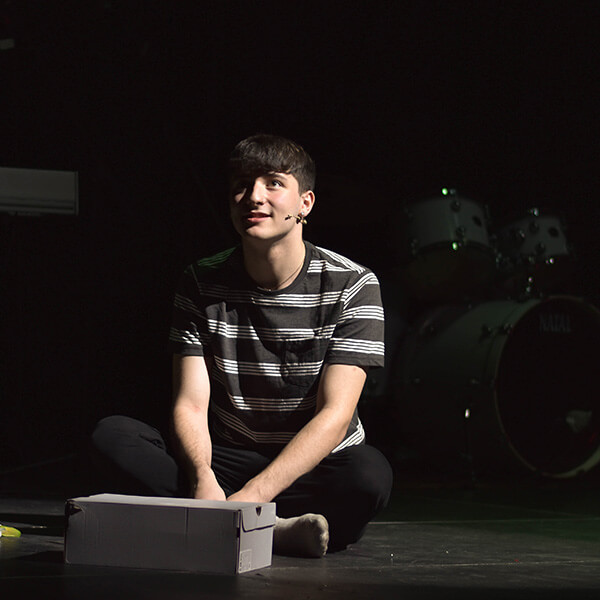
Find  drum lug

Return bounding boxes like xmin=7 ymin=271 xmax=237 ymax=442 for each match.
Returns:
xmin=425 ymin=324 xmax=437 ymax=336
xmin=529 ymin=220 xmax=540 ymax=234
xmin=484 ymin=204 xmax=492 ymax=223
xmin=512 ymin=228 xmax=526 ymax=244
xmin=456 ymin=226 xmax=466 ymax=239
xmin=409 ymin=238 xmax=419 ymax=256
xmin=535 ymin=242 xmax=546 ymax=255
xmin=501 ymin=323 xmax=513 ymax=334
xmin=496 ymin=254 xmax=510 ymax=271
xmin=451 ymin=199 xmax=461 ymax=212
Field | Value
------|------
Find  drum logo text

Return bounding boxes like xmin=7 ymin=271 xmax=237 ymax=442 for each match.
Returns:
xmin=539 ymin=313 xmax=572 ymax=333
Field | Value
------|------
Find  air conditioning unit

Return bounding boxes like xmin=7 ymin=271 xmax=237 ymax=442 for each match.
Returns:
xmin=0 ymin=166 xmax=78 ymax=216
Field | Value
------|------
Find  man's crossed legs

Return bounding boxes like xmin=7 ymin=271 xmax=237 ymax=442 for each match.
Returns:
xmin=91 ymin=415 xmax=393 ymax=556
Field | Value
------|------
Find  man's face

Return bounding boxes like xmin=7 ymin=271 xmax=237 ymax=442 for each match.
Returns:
xmin=229 ymin=172 xmax=313 ymax=241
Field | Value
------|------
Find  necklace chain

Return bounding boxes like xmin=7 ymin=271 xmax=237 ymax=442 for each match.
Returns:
xmin=260 ymin=257 xmax=304 ymax=291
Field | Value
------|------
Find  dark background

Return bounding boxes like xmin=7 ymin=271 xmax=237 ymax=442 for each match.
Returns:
xmin=0 ymin=1 xmax=598 ymax=477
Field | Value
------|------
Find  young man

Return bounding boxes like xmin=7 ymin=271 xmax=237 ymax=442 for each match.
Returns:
xmin=93 ymin=134 xmax=393 ymax=557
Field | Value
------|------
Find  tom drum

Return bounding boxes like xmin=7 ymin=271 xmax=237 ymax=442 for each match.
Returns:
xmin=495 ymin=208 xmax=574 ymax=296
xmin=398 ymin=190 xmax=496 ymax=302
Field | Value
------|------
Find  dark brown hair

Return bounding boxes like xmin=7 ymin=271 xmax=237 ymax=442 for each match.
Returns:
xmin=229 ymin=134 xmax=316 ymax=193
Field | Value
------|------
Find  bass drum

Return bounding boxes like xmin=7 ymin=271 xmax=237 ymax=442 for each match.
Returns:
xmin=396 ymin=296 xmax=600 ymax=478
xmin=398 ymin=191 xmax=496 ymax=303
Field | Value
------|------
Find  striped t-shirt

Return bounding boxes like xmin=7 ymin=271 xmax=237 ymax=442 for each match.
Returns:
xmin=168 ymin=241 xmax=385 ymax=456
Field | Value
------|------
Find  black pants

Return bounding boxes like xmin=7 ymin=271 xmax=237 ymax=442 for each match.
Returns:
xmin=91 ymin=415 xmax=393 ymax=551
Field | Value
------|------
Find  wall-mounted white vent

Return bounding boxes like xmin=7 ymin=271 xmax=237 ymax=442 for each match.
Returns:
xmin=0 ymin=166 xmax=78 ymax=216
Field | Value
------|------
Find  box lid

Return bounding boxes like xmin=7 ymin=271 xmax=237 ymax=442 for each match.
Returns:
xmin=67 ymin=494 xmax=276 ymax=531
xmin=239 ymin=503 xmax=276 ymax=532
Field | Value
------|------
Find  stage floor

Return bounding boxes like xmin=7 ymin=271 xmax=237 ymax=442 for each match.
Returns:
xmin=2 ymin=460 xmax=600 ymax=600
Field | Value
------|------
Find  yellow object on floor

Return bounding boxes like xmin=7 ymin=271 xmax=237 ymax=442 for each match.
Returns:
xmin=0 ymin=524 xmax=22 ymax=538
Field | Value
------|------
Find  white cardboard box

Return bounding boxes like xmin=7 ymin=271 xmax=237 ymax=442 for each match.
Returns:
xmin=64 ymin=494 xmax=276 ymax=574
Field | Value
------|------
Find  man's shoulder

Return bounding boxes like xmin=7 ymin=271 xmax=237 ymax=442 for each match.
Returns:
xmin=184 ymin=246 xmax=240 ymax=279
xmin=308 ymin=243 xmax=373 ymax=277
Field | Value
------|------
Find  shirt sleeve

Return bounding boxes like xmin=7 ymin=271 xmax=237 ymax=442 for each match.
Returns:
xmin=167 ymin=265 xmax=208 ymax=357
xmin=324 ymin=270 xmax=385 ymax=368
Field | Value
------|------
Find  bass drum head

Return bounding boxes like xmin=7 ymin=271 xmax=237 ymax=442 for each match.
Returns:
xmin=396 ymin=296 xmax=600 ymax=478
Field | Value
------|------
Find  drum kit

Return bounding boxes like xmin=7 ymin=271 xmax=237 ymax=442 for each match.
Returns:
xmin=397 ymin=188 xmax=574 ymax=303
xmin=373 ymin=188 xmax=600 ymax=480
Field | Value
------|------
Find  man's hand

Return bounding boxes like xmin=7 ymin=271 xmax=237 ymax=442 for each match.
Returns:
xmin=227 ymin=486 xmax=262 ymax=503
xmin=193 ymin=467 xmax=227 ymax=501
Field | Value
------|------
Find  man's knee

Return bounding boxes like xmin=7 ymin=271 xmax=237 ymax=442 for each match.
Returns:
xmin=344 ymin=445 xmax=393 ymax=511
xmin=317 ymin=445 xmax=393 ymax=550
xmin=92 ymin=415 xmax=150 ymax=454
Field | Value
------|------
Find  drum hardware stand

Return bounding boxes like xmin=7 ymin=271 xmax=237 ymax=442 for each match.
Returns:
xmin=462 ymin=397 xmax=478 ymax=483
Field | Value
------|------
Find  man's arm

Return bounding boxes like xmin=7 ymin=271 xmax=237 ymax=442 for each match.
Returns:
xmin=227 ymin=363 xmax=367 ymax=503
xmin=172 ymin=354 xmax=226 ymax=500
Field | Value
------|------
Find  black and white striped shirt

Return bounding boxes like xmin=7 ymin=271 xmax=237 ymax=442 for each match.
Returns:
xmin=168 ymin=242 xmax=385 ymax=456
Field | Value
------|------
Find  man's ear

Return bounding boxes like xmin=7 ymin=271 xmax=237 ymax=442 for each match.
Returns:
xmin=301 ymin=190 xmax=316 ymax=216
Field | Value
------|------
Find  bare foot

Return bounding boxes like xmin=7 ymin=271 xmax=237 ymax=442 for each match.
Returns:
xmin=273 ymin=513 xmax=329 ymax=557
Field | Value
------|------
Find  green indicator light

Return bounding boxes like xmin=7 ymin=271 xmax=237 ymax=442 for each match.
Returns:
xmin=442 ymin=188 xmax=449 ymax=195
xmin=452 ymin=242 xmax=459 ymax=250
